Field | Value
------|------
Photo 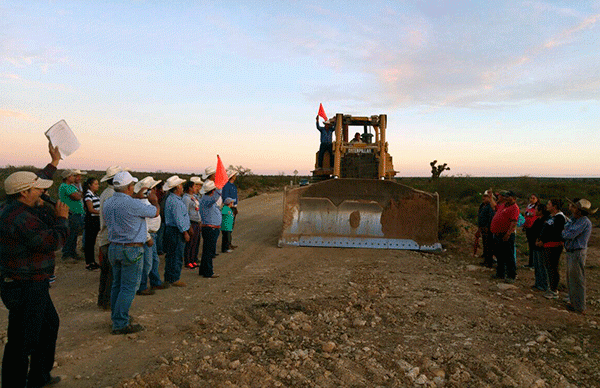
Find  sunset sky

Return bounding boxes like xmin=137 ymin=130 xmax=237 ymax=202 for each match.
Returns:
xmin=2 ymin=1 xmax=599 ymax=177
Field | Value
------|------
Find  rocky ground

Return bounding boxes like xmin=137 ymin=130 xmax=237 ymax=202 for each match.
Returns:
xmin=1 ymin=192 xmax=599 ymax=387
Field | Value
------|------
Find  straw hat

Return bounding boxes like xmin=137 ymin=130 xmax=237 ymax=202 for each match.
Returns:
xmin=134 ymin=176 xmax=162 ymax=194
xmin=163 ymin=175 xmax=186 ymax=191
xmin=101 ymin=165 xmax=125 ymax=182
xmin=227 ymin=169 xmax=238 ymax=179
xmin=4 ymin=171 xmax=54 ymax=195
xmin=567 ymin=198 xmax=597 ymax=215
xmin=190 ymin=176 xmax=203 ymax=184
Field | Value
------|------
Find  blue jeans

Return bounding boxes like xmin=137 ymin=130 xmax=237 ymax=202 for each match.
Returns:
xmin=200 ymin=227 xmax=220 ymax=277
xmin=109 ymin=244 xmax=144 ymax=330
xmin=163 ymin=226 xmax=184 ymax=283
xmin=318 ymin=143 xmax=334 ymax=168
xmin=566 ymin=249 xmax=586 ymax=312
xmin=156 ymin=223 xmax=165 ymax=255
xmin=533 ymin=249 xmax=548 ymax=291
xmin=1 ymin=280 xmax=59 ymax=387
xmin=139 ymin=233 xmax=163 ymax=291
xmin=62 ymin=213 xmax=83 ymax=258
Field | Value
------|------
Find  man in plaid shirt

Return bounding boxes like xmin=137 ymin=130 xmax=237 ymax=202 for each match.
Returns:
xmin=0 ymin=143 xmax=69 ymax=388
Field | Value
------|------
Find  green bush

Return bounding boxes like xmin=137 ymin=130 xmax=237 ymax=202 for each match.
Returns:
xmin=438 ymin=200 xmax=460 ymax=240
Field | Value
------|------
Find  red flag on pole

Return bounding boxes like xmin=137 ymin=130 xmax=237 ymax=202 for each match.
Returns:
xmin=317 ymin=103 xmax=328 ymax=121
xmin=215 ymin=155 xmax=228 ymax=189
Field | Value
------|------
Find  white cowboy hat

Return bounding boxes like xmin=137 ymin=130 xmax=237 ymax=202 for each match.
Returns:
xmin=190 ymin=176 xmax=203 ymax=184
xmin=134 ymin=176 xmax=162 ymax=194
xmin=200 ymin=179 xmax=217 ymax=194
xmin=163 ymin=175 xmax=186 ymax=192
xmin=101 ymin=165 xmax=124 ymax=182
xmin=202 ymin=166 xmax=216 ymax=180
xmin=227 ymin=169 xmax=238 ymax=179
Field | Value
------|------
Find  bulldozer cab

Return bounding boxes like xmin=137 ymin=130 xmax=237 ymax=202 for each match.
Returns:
xmin=279 ymin=112 xmax=441 ymax=251
xmin=313 ymin=114 xmax=396 ymax=180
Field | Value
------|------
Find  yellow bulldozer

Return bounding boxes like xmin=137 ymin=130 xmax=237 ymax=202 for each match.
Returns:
xmin=278 ymin=113 xmax=441 ymax=251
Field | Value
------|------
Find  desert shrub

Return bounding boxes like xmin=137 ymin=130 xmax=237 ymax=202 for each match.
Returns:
xmin=438 ymin=200 xmax=460 ymax=241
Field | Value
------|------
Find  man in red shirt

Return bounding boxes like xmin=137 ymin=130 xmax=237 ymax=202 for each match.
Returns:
xmin=490 ymin=190 xmax=520 ymax=282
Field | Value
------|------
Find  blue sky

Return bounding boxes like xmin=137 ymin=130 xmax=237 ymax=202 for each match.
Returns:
xmin=1 ymin=1 xmax=599 ymax=176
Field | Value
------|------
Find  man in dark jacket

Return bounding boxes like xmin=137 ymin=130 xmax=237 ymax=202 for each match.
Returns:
xmin=476 ymin=190 xmax=495 ymax=268
xmin=0 ymin=142 xmax=68 ymax=387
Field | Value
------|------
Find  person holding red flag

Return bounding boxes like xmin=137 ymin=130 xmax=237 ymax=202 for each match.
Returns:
xmin=315 ymin=104 xmax=334 ymax=169
xmin=318 ymin=103 xmax=328 ymax=121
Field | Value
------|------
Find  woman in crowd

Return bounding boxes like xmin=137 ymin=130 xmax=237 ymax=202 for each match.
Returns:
xmin=537 ymin=199 xmax=567 ymax=300
xmin=530 ymin=203 xmax=550 ymax=291
xmin=83 ymin=177 xmax=101 ymax=270
xmin=522 ymin=194 xmax=539 ymax=268
xmin=183 ymin=179 xmax=202 ymax=269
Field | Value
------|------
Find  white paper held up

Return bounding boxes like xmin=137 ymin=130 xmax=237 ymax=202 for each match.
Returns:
xmin=44 ymin=120 xmax=80 ymax=158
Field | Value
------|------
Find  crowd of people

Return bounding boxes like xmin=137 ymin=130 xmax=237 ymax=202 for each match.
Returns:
xmin=1 ymin=139 xmax=597 ymax=387
xmin=0 ymin=142 xmax=240 ymax=386
xmin=476 ymin=189 xmax=595 ymax=315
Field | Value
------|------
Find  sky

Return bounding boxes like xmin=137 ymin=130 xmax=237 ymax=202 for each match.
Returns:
xmin=1 ymin=1 xmax=600 ymax=177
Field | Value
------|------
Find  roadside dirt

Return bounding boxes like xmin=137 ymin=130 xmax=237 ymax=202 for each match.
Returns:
xmin=1 ymin=192 xmax=599 ymax=387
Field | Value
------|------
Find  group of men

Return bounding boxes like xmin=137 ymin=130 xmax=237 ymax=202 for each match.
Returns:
xmin=98 ymin=166 xmax=239 ymax=335
xmin=0 ymin=142 xmax=240 ymax=386
xmin=476 ymin=189 xmax=594 ymax=314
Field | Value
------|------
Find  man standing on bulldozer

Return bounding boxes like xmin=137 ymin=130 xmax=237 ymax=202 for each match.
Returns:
xmin=316 ymin=115 xmax=334 ymax=169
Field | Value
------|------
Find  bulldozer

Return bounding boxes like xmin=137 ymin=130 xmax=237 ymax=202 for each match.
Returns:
xmin=278 ymin=113 xmax=441 ymax=251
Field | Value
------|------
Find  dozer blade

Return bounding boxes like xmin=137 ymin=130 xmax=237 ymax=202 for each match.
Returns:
xmin=278 ymin=179 xmax=441 ymax=251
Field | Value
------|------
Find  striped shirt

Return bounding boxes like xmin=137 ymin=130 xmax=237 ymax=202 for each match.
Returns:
xmin=84 ymin=189 xmax=100 ymax=217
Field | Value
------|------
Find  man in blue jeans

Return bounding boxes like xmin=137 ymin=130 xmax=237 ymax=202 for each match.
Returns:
xmin=316 ymin=115 xmax=335 ymax=169
xmin=132 ymin=176 xmax=168 ymax=295
xmin=103 ymin=171 xmax=159 ymax=335
xmin=162 ymin=175 xmax=191 ymax=287
xmin=199 ymin=180 xmax=222 ymax=278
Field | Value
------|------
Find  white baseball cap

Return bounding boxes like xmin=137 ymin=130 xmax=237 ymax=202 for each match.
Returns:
xmin=112 ymin=171 xmax=138 ymax=188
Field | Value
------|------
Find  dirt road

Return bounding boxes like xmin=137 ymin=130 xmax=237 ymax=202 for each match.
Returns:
xmin=1 ymin=192 xmax=599 ymax=387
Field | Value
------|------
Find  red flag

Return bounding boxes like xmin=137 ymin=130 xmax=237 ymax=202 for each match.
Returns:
xmin=317 ymin=103 xmax=328 ymax=121
xmin=215 ymin=155 xmax=228 ymax=189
